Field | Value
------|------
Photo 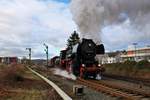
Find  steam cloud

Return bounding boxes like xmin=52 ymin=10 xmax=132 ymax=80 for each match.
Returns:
xmin=70 ymin=0 xmax=150 ymax=44
xmin=54 ymin=68 xmax=76 ymax=80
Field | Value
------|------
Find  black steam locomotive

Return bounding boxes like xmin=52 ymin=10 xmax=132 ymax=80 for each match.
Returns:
xmin=60 ymin=38 xmax=105 ymax=79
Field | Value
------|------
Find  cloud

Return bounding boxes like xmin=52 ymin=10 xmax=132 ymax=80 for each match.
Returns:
xmin=0 ymin=0 xmax=76 ymax=58
xmin=0 ymin=0 xmax=149 ymax=58
xmin=102 ymin=19 xmax=150 ymax=51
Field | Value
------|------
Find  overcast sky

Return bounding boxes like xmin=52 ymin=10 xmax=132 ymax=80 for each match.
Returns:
xmin=0 ymin=0 xmax=149 ymax=59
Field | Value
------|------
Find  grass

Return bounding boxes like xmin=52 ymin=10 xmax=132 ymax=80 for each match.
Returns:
xmin=104 ymin=60 xmax=150 ymax=79
xmin=0 ymin=64 xmax=62 ymax=100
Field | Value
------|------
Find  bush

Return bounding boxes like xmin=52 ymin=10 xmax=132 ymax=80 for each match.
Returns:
xmin=123 ymin=60 xmax=136 ymax=71
xmin=123 ymin=60 xmax=137 ymax=66
xmin=2 ymin=65 xmax=25 ymax=82
xmin=14 ymin=74 xmax=24 ymax=81
xmin=136 ymin=60 xmax=150 ymax=70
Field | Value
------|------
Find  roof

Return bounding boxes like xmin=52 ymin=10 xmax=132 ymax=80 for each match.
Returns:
xmin=106 ymin=52 xmax=120 ymax=57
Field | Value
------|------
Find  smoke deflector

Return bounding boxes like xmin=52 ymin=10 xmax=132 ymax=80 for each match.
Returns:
xmin=96 ymin=44 xmax=105 ymax=54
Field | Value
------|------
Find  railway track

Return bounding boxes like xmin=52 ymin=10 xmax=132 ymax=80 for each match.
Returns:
xmin=77 ymin=78 xmax=150 ymax=100
xmin=103 ymin=74 xmax=150 ymax=87
xmin=31 ymin=66 xmax=150 ymax=99
xmin=94 ymin=80 xmax=150 ymax=97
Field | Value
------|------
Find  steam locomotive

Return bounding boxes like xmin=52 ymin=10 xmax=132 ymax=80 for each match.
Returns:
xmin=60 ymin=38 xmax=105 ymax=79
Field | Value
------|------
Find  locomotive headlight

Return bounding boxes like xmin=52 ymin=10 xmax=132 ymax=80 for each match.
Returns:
xmin=82 ymin=64 xmax=85 ymax=67
xmin=98 ymin=64 xmax=101 ymax=67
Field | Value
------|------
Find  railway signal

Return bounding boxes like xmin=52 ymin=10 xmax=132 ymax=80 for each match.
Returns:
xmin=43 ymin=43 xmax=49 ymax=68
xmin=26 ymin=48 xmax=32 ymax=66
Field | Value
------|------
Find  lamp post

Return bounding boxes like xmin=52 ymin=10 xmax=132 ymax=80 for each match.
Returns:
xmin=43 ymin=43 xmax=49 ymax=68
xmin=26 ymin=48 xmax=31 ymax=66
xmin=133 ymin=43 xmax=137 ymax=61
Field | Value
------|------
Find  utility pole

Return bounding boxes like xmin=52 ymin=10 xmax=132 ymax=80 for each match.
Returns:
xmin=26 ymin=48 xmax=31 ymax=66
xmin=133 ymin=43 xmax=137 ymax=61
xmin=43 ymin=43 xmax=49 ymax=68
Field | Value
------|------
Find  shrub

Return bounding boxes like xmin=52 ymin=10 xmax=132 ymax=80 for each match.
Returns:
xmin=136 ymin=60 xmax=150 ymax=70
xmin=2 ymin=65 xmax=25 ymax=82
xmin=14 ymin=74 xmax=24 ymax=81
xmin=123 ymin=60 xmax=137 ymax=66
xmin=122 ymin=60 xmax=136 ymax=71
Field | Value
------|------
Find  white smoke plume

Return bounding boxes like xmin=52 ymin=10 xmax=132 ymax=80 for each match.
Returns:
xmin=54 ymin=68 xmax=76 ymax=80
xmin=70 ymin=0 xmax=150 ymax=44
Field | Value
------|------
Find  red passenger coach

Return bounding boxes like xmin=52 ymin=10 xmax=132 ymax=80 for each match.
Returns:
xmin=0 ymin=57 xmax=18 ymax=64
xmin=49 ymin=56 xmax=59 ymax=67
xmin=9 ymin=57 xmax=18 ymax=64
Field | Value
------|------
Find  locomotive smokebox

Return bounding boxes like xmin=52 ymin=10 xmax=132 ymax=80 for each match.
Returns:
xmin=78 ymin=38 xmax=97 ymax=64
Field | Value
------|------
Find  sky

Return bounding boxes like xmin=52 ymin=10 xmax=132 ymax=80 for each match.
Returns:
xmin=0 ymin=0 xmax=149 ymax=59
